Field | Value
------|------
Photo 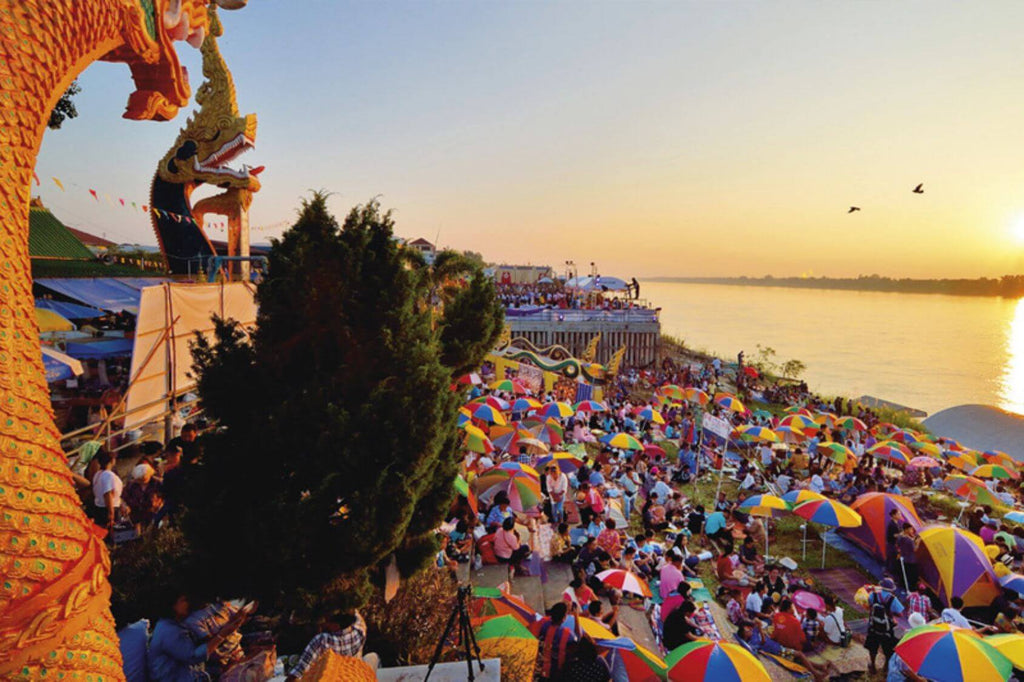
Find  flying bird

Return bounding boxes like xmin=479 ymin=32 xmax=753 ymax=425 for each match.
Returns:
xmin=913 ymin=183 xmax=924 ymax=194
xmin=848 ymin=206 xmax=861 ymax=213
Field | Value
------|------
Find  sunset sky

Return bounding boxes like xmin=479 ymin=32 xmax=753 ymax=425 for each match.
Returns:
xmin=34 ymin=1 xmax=1024 ymax=279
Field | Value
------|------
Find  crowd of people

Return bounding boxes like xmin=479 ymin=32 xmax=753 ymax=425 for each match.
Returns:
xmin=496 ymin=279 xmax=646 ymax=312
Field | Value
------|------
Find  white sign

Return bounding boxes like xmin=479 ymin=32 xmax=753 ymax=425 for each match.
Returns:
xmin=703 ymin=414 xmax=733 ymax=440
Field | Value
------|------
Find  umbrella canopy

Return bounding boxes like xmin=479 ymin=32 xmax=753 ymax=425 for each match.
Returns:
xmin=595 ymin=569 xmax=652 ymax=597
xmin=1004 ymin=511 xmax=1024 ymax=525
xmin=737 ymin=494 xmax=790 ymax=513
xmin=782 ymin=490 xmax=826 ymax=505
xmin=909 ymin=456 xmax=942 ymax=469
xmin=528 ymin=422 xmax=564 ymax=447
xmin=779 ymin=414 xmax=818 ymax=431
xmin=455 ymin=474 xmax=479 ymax=514
xmin=792 ymin=498 xmax=862 ymax=528
xmin=774 ymin=425 xmax=807 ymax=443
xmin=666 ymin=639 xmax=770 ymax=682
xmin=456 ymin=372 xmax=482 ymax=385
xmin=834 ymin=416 xmax=868 ymax=432
xmin=683 ymin=386 xmax=710 ymax=405
xmin=471 ymin=587 xmax=539 ymax=625
xmin=635 ymin=406 xmax=665 ymax=425
xmin=657 ymin=384 xmax=685 ymax=400
xmin=470 ymin=403 xmax=508 ymax=425
xmin=783 ymin=406 xmax=813 ymax=416
xmin=536 ymin=451 xmax=583 ymax=474
xmin=40 ymin=346 xmax=84 ymax=383
xmin=457 ymin=407 xmax=472 ymax=427
xmin=463 ymin=430 xmax=495 ymax=454
xmin=573 ymin=399 xmax=607 ymax=413
xmin=944 ymin=474 xmax=1002 ymax=506
xmin=813 ymin=412 xmax=838 ymax=427
xmin=474 ymin=468 xmax=542 ymax=511
xmin=734 ymin=425 xmax=778 ymax=443
xmin=916 ymin=525 xmax=1001 ymax=608
xmin=909 ymin=441 xmax=943 ymax=457
xmin=474 ymin=615 xmax=538 ymax=682
xmin=498 ymin=462 xmax=540 ymax=477
xmin=36 ymin=307 xmax=74 ymax=332
xmin=888 ymin=429 xmax=922 ymax=444
xmin=867 ymin=441 xmax=912 ymax=467
xmin=489 ymin=378 xmax=528 ymax=394
xmin=644 ymin=444 xmax=666 ymax=458
xmin=509 ymin=397 xmax=543 ymax=413
xmin=948 ymin=451 xmax=982 ymax=472
xmin=601 ymin=432 xmax=643 ymax=450
xmin=998 ymin=573 xmax=1024 ymax=595
xmin=895 ymin=624 xmax=1012 ymax=682
xmin=986 ymin=633 xmax=1024 ymax=670
xmin=468 ymin=395 xmax=511 ymax=411
xmin=818 ymin=441 xmax=856 ymax=464
xmin=536 ymin=402 xmax=575 ymax=419
xmin=752 ymin=409 xmax=773 ymax=421
xmin=593 ymin=636 xmax=667 ymax=681
xmin=839 ymin=493 xmax=923 ymax=563
xmin=982 ymin=450 xmax=1016 ymax=466
xmin=490 ymin=425 xmax=534 ymax=452
xmin=714 ymin=393 xmax=747 ymax=414
xmin=971 ymin=464 xmax=1019 ymax=480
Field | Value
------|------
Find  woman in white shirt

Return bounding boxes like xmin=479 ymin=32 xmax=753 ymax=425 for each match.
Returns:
xmin=546 ymin=465 xmax=569 ymax=524
xmin=91 ymin=450 xmax=125 ymax=529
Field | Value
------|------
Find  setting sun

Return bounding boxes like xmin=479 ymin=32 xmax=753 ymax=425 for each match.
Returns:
xmin=1013 ymin=216 xmax=1024 ymax=243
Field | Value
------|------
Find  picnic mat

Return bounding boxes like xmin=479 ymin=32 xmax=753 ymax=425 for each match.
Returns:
xmin=687 ymin=578 xmax=714 ymax=604
xmin=807 ymin=567 xmax=867 ymax=611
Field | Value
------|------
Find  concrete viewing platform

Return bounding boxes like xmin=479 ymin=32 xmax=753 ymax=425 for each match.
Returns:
xmin=924 ymin=403 xmax=1024 ymax=461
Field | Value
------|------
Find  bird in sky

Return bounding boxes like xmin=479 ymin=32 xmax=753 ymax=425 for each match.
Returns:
xmin=848 ymin=206 xmax=861 ymax=213
xmin=913 ymin=183 xmax=924 ymax=194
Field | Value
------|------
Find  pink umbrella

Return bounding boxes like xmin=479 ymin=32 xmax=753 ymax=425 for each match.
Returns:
xmin=909 ymin=456 xmax=941 ymax=469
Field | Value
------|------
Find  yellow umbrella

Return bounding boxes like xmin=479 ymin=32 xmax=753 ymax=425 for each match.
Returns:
xmin=36 ymin=307 xmax=74 ymax=332
xmin=987 ymin=633 xmax=1024 ymax=669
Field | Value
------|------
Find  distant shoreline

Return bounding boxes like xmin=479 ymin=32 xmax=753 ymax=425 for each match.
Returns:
xmin=643 ymin=275 xmax=1024 ymax=298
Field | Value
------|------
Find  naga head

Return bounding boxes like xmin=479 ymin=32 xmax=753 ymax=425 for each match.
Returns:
xmin=106 ymin=0 xmax=248 ymax=121
xmin=157 ymin=5 xmax=262 ymax=192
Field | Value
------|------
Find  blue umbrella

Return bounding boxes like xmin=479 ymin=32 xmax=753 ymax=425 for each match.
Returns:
xmin=1004 ymin=511 xmax=1024 ymax=525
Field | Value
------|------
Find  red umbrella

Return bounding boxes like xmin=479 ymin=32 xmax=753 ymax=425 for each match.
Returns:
xmin=644 ymin=444 xmax=666 ymax=458
xmin=742 ymin=366 xmax=759 ymax=378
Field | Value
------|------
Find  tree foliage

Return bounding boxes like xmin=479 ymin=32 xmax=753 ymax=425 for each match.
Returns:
xmin=185 ymin=193 xmax=503 ymax=615
xmin=48 ymin=80 xmax=81 ymax=130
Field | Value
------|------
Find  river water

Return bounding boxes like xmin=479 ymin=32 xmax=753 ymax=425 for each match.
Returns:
xmin=642 ymin=281 xmax=1024 ymax=417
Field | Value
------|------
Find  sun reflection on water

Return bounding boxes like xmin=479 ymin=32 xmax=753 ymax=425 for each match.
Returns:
xmin=1000 ymin=298 xmax=1024 ymax=415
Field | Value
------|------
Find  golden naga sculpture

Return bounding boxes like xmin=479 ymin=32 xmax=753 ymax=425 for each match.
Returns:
xmin=0 ymin=1 xmax=245 ymax=679
xmin=151 ymin=4 xmax=262 ymax=276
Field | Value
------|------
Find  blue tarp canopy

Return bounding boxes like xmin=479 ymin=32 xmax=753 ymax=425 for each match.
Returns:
xmin=34 ymin=277 xmax=169 ymax=313
xmin=35 ymin=298 xmax=105 ymax=320
xmin=64 ymin=338 xmax=134 ymax=360
xmin=565 ymin=275 xmax=629 ymax=291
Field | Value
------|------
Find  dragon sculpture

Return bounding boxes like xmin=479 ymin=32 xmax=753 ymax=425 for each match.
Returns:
xmin=492 ymin=336 xmax=626 ymax=385
xmin=0 ymin=1 xmax=245 ymax=679
xmin=150 ymin=4 xmax=261 ymax=275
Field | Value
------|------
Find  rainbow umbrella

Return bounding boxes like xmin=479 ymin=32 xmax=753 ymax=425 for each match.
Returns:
xmin=783 ymin=406 xmax=813 ymax=416
xmin=457 ymin=407 xmax=472 ymax=427
xmin=573 ymin=399 xmax=607 ymax=413
xmin=683 ymin=386 xmax=710 ymax=405
xmin=515 ymin=437 xmax=549 ymax=454
xmin=528 ymin=421 xmax=564 ymax=447
xmin=889 ymin=429 xmax=922 ymax=444
xmin=971 ymin=464 xmax=1019 ymax=480
xmin=782 ymin=490 xmax=826 ymax=505
xmin=464 ymin=424 xmax=488 ymax=439
xmin=463 ymin=430 xmax=495 ymax=454
xmin=656 ymin=384 xmax=686 ymax=401
xmin=939 ymin=437 xmax=965 ymax=452
xmin=916 ymin=525 xmax=1001 ymax=608
xmin=734 ymin=425 xmax=778 ymax=443
xmin=489 ymin=378 xmax=528 ymax=394
xmin=536 ymin=451 xmax=583 ymax=473
xmin=601 ymin=432 xmax=643 ymax=450
xmin=871 ymin=422 xmax=900 ymax=437
xmin=909 ymin=456 xmax=942 ymax=469
xmin=636 ymin=406 xmax=666 ymax=425
xmin=840 ymin=493 xmax=923 ymax=563
xmin=455 ymin=372 xmax=482 ymax=386
xmin=595 ymin=569 xmax=653 ymax=598
xmin=986 ymin=633 xmax=1024 ymax=670
xmin=471 ymin=586 xmax=539 ymax=625
xmin=895 ymin=624 xmax=1012 ymax=682
xmin=499 ymin=461 xmax=540 ymax=477
xmin=779 ymin=414 xmax=818 ymax=431
xmin=455 ymin=474 xmax=479 ymax=514
xmin=474 ymin=615 xmax=538 ymax=682
xmin=666 ymin=639 xmax=770 ymax=682
xmin=813 ymin=412 xmax=838 ymax=428
xmin=910 ymin=441 xmax=943 ymax=457
xmin=592 ymin=636 xmax=667 ymax=682
xmin=793 ymin=497 xmax=862 ymax=568
xmin=714 ymin=393 xmax=747 ymax=413
xmin=818 ymin=441 xmax=856 ymax=464
xmin=738 ymin=494 xmax=790 ymax=512
xmin=509 ymin=397 xmax=542 ymax=413
xmin=867 ymin=441 xmax=912 ymax=467
xmin=943 ymin=474 xmax=1001 ymax=506
xmin=470 ymin=404 xmax=508 ymax=425
xmin=834 ymin=416 xmax=868 ymax=432
xmin=752 ymin=409 xmax=774 ymax=421
xmin=468 ymin=395 xmax=511 ymax=411
xmin=983 ymin=450 xmax=1016 ymax=466
xmin=948 ymin=451 xmax=982 ymax=472
xmin=536 ymin=401 xmax=575 ymax=419
xmin=490 ymin=425 xmax=534 ymax=452
xmin=474 ymin=468 xmax=542 ymax=511
xmin=774 ymin=425 xmax=807 ymax=443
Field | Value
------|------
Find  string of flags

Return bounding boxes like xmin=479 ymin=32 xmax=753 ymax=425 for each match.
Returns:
xmin=32 ymin=172 xmax=288 ymax=233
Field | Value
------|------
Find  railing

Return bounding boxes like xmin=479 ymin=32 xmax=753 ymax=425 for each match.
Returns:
xmin=504 ymin=307 xmax=661 ymax=324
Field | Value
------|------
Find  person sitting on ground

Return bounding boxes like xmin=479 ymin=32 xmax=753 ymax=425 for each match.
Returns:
xmin=550 ymin=522 xmax=575 ymax=563
xmin=940 ymin=595 xmax=974 ymax=629
xmin=821 ymin=594 xmax=850 ymax=647
xmin=704 ymin=507 xmax=732 ymax=551
xmin=630 ymin=535 xmax=655 ymax=577
xmin=588 ymin=593 xmax=621 ymax=636
xmin=739 ymin=535 xmax=764 ymax=576
xmin=642 ymin=492 xmax=668 ymax=532
xmin=448 ymin=520 xmax=472 ymax=562
xmin=771 ymin=598 xmax=807 ymax=651
xmin=494 ymin=516 xmax=531 ymax=576
xmin=662 ymin=600 xmax=701 ymax=651
xmin=727 ymin=588 xmax=748 ymax=626
xmin=485 ymin=491 xmax=514 ymax=532
xmin=435 ymin=533 xmax=458 ymax=573
xmin=562 ymin=576 xmax=598 ymax=615
xmin=800 ymin=607 xmax=826 ymax=651
xmin=746 ymin=582 xmax=771 ymax=624
xmin=574 ymin=536 xmax=611 ymax=578
xmin=687 ymin=504 xmax=707 ymax=546
xmin=716 ymin=545 xmax=751 ymax=588
xmin=150 ymin=590 xmax=251 ymax=682
xmin=736 ymin=623 xmax=836 ymax=682
xmin=758 ymin=565 xmax=788 ymax=601
xmin=596 ymin=518 xmax=623 ymax=560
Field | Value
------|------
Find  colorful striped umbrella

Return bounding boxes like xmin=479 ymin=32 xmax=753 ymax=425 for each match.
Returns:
xmin=536 ymin=451 xmax=583 ymax=473
xmin=474 ymin=468 xmax=543 ymax=511
xmin=793 ymin=498 xmax=862 ymax=528
xmin=636 ymin=406 xmax=666 ymax=424
xmin=463 ymin=430 xmax=495 ymax=454
xmin=910 ymin=441 xmax=943 ymax=457
xmin=774 ymin=425 xmax=807 ymax=443
xmin=488 ymin=378 xmax=529 ymax=394
xmin=595 ymin=569 xmax=653 ymax=598
xmin=470 ymin=403 xmax=508 ymax=425
xmin=871 ymin=422 xmax=901 ymax=437
xmin=509 ymin=397 xmax=543 ymax=413
xmin=813 ymin=412 xmax=838 ymax=427
xmin=867 ymin=441 xmax=912 ymax=466
xmin=909 ymin=456 xmax=941 ymax=469
xmin=779 ymin=414 xmax=818 ymax=431
xmin=471 ymin=586 xmax=539 ymax=625
xmin=656 ymin=384 xmax=686 ymax=400
xmin=998 ymin=573 xmax=1024 ymax=594
xmin=943 ymin=474 xmax=1001 ymax=506
xmin=474 ymin=615 xmax=538 ymax=682
xmin=782 ymin=490 xmax=826 ymax=505
xmin=734 ymin=425 xmax=778 ymax=443
xmin=982 ymin=450 xmax=1016 ymax=466
xmin=783 ymin=406 xmax=813 ymax=416
xmin=752 ymin=409 xmax=774 ymax=421
xmin=528 ymin=421 xmax=564 ymax=447
xmin=457 ymin=407 xmax=472 ymax=428
xmin=818 ymin=441 xmax=856 ymax=464
xmin=971 ymin=464 xmax=1019 ymax=480
xmin=840 ymin=493 xmax=923 ymax=563
xmin=591 ymin=636 xmax=667 ymax=682
xmin=948 ymin=451 xmax=982 ymax=472
xmin=916 ymin=525 xmax=1001 ymax=608
xmin=666 ymin=639 xmax=770 ymax=682
xmin=714 ymin=393 xmax=747 ymax=413
xmin=455 ymin=372 xmax=482 ymax=385
xmin=601 ymin=432 xmax=644 ymax=450
xmin=889 ymin=429 xmax=922 ymax=444
xmin=683 ymin=386 xmax=710 ymax=405
xmin=455 ymin=474 xmax=479 ymax=514
xmin=895 ymin=624 xmax=1012 ymax=682
xmin=468 ymin=395 xmax=510 ymax=411
xmin=498 ymin=461 xmax=540 ymax=477
xmin=573 ymin=399 xmax=607 ymax=413
xmin=986 ymin=633 xmax=1024 ymax=670
xmin=834 ymin=416 xmax=868 ymax=432
xmin=464 ymin=424 xmax=488 ymax=439
xmin=939 ymin=437 xmax=965 ymax=452
xmin=536 ymin=401 xmax=575 ymax=419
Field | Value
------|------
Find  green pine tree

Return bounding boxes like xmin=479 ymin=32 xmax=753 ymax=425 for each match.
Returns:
xmin=185 ymin=193 xmax=503 ymax=614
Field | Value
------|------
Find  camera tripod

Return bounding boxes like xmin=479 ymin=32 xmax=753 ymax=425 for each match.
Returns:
xmin=424 ymin=584 xmax=485 ymax=681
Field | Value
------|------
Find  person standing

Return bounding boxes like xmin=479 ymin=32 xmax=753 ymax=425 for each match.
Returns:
xmin=896 ymin=524 xmax=920 ymax=591
xmin=90 ymin=450 xmax=125 ymax=532
xmin=866 ymin=579 xmax=904 ymax=676
xmin=885 ymin=509 xmax=902 ymax=575
xmin=546 ymin=464 xmax=569 ymax=524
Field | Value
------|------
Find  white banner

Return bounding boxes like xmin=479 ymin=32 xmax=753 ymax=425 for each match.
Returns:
xmin=702 ymin=413 xmax=733 ymax=440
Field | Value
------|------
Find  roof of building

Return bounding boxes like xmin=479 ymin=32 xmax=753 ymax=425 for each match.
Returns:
xmin=407 ymin=237 xmax=435 ymax=249
xmin=28 ymin=206 xmax=95 ymax=260
xmin=66 ymin=226 xmax=117 ymax=249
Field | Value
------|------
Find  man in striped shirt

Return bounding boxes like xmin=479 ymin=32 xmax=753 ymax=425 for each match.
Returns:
xmin=530 ymin=602 xmax=578 ymax=681
xmin=286 ymin=611 xmax=366 ymax=681
xmin=907 ymin=583 xmax=934 ymax=621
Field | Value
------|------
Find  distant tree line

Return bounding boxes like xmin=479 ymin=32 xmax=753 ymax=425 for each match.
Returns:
xmin=650 ymin=274 xmax=1024 ymax=298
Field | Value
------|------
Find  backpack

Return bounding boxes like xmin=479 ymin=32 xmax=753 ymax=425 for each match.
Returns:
xmin=868 ymin=593 xmax=895 ymax=638
xmin=828 ymin=613 xmax=853 ymax=648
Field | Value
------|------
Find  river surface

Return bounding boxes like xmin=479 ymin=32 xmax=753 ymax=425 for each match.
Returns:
xmin=642 ymin=281 xmax=1024 ymax=416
